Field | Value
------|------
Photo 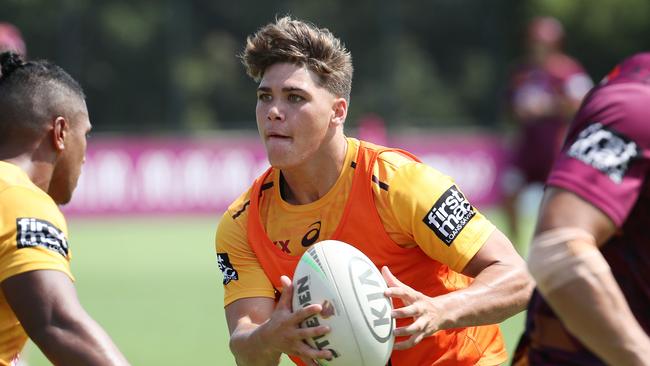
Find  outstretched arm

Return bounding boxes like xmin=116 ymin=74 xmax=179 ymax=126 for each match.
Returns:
xmin=527 ymin=188 xmax=650 ymax=366
xmin=1 ymin=270 xmax=129 ymax=366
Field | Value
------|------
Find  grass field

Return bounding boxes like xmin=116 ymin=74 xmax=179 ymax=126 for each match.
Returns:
xmin=22 ymin=210 xmax=533 ymax=365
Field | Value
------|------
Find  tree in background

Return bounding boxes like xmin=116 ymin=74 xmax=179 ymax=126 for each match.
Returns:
xmin=2 ymin=0 xmax=648 ymax=133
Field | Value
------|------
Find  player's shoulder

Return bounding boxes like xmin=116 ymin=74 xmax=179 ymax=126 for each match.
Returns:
xmin=374 ymin=147 xmax=447 ymax=180
xmin=583 ymin=82 xmax=650 ymax=131
xmin=375 ymin=153 xmax=452 ymax=199
xmin=594 ymin=81 xmax=650 ymax=105
xmin=0 ymin=183 xmax=63 ymax=222
xmin=223 ymin=171 xmax=275 ymax=222
xmin=224 ymin=185 xmax=254 ymax=223
xmin=376 ymin=149 xmax=417 ymax=170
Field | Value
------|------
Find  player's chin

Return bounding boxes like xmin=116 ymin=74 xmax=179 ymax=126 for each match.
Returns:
xmin=267 ymin=151 xmax=299 ymax=170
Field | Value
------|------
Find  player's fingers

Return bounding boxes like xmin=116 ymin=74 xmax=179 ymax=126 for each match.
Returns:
xmin=391 ymin=303 xmax=420 ymax=319
xmin=393 ymin=332 xmax=425 ymax=351
xmin=278 ymin=275 xmax=293 ymax=310
xmin=293 ymin=341 xmax=333 ymax=361
xmin=381 ymin=266 xmax=405 ymax=287
xmin=393 ymin=317 xmax=426 ymax=337
xmin=296 ymin=324 xmax=330 ymax=340
xmin=384 ymin=286 xmax=417 ymax=304
xmin=293 ymin=303 xmax=323 ymax=323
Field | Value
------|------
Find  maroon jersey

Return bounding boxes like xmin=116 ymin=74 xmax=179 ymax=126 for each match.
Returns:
xmin=514 ymin=53 xmax=650 ymax=365
xmin=509 ymin=53 xmax=592 ymax=183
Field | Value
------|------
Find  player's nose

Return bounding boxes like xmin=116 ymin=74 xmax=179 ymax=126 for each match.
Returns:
xmin=267 ymin=104 xmax=284 ymax=122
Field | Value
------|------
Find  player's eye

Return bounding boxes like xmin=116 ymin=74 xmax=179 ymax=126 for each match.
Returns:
xmin=257 ymin=93 xmax=272 ymax=102
xmin=288 ymin=94 xmax=305 ymax=103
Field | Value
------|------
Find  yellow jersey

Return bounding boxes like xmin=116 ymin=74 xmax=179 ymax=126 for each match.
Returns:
xmin=216 ymin=138 xmax=495 ymax=306
xmin=0 ymin=161 xmax=74 ymax=366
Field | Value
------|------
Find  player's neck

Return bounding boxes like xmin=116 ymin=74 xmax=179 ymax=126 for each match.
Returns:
xmin=279 ymin=136 xmax=348 ymax=205
xmin=3 ymin=155 xmax=54 ymax=192
xmin=2 ymin=137 xmax=58 ymax=194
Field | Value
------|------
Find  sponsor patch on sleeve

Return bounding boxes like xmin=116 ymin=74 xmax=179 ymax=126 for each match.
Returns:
xmin=422 ymin=186 xmax=476 ymax=246
xmin=217 ymin=252 xmax=239 ymax=285
xmin=567 ymin=122 xmax=639 ymax=184
xmin=16 ymin=218 xmax=69 ymax=257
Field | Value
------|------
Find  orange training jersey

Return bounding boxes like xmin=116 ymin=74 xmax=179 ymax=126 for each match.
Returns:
xmin=0 ymin=161 xmax=74 ymax=366
xmin=215 ymin=138 xmax=506 ymax=365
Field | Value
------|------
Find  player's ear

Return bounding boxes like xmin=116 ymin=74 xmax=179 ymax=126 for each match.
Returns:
xmin=51 ymin=116 xmax=68 ymax=152
xmin=331 ymin=97 xmax=347 ymax=127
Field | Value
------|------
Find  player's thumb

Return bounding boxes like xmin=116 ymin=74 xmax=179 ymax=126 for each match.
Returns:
xmin=278 ymin=275 xmax=294 ymax=310
xmin=381 ymin=266 xmax=403 ymax=287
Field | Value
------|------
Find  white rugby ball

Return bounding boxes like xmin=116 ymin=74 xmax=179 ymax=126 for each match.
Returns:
xmin=292 ymin=240 xmax=394 ymax=366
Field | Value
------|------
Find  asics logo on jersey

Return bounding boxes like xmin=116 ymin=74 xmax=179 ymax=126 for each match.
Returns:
xmin=217 ymin=253 xmax=239 ymax=285
xmin=16 ymin=218 xmax=69 ymax=257
xmin=301 ymin=221 xmax=321 ymax=247
xmin=422 ymin=187 xmax=475 ymax=245
xmin=567 ymin=122 xmax=639 ymax=184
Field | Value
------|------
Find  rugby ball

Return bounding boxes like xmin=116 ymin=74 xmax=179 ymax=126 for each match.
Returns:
xmin=292 ymin=240 xmax=394 ymax=366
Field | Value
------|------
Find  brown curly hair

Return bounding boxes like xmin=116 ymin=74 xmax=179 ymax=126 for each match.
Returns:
xmin=241 ymin=16 xmax=353 ymax=102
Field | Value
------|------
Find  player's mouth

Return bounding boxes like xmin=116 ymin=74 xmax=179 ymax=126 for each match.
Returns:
xmin=266 ymin=133 xmax=292 ymax=141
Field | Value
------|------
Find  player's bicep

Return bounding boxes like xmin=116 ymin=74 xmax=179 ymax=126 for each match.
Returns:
xmin=225 ymin=297 xmax=276 ymax=336
xmin=1 ymin=270 xmax=84 ymax=336
xmin=536 ymin=187 xmax=616 ymax=246
xmin=461 ymin=229 xmax=524 ymax=278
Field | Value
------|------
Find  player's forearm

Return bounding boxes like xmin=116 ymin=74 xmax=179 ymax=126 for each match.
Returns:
xmin=31 ymin=315 xmax=129 ymax=366
xmin=542 ymin=273 xmax=650 ymax=366
xmin=434 ymin=262 xmax=532 ymax=330
xmin=230 ymin=322 xmax=282 ymax=366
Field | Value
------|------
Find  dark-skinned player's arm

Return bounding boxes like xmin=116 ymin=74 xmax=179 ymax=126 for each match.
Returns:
xmin=527 ymin=188 xmax=650 ymax=366
xmin=2 ymin=270 xmax=129 ymax=366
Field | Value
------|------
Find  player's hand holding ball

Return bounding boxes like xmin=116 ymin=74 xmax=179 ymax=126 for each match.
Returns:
xmin=382 ymin=266 xmax=444 ymax=350
xmin=259 ymin=275 xmax=333 ymax=362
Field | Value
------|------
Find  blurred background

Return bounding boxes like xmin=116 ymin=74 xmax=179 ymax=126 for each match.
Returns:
xmin=3 ymin=0 xmax=649 ymax=364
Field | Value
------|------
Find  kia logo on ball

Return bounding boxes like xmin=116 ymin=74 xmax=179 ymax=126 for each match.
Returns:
xmin=348 ymin=257 xmax=393 ymax=343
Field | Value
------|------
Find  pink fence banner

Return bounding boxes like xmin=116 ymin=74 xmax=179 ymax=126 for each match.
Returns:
xmin=63 ymin=133 xmax=509 ymax=216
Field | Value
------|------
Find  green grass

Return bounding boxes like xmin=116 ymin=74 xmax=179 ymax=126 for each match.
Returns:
xmin=22 ymin=210 xmax=534 ymax=365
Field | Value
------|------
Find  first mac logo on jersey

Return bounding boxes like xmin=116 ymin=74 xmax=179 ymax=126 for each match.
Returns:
xmin=16 ymin=217 xmax=69 ymax=257
xmin=422 ymin=186 xmax=475 ymax=246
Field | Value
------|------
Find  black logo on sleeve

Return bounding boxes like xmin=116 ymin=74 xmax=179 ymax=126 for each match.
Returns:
xmin=217 ymin=253 xmax=239 ymax=285
xmin=567 ymin=122 xmax=639 ymax=184
xmin=422 ymin=186 xmax=475 ymax=246
xmin=301 ymin=221 xmax=321 ymax=247
xmin=16 ymin=218 xmax=69 ymax=257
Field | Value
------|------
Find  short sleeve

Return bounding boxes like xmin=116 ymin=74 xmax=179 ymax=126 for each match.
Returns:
xmin=215 ymin=210 xmax=275 ymax=307
xmin=547 ymin=83 xmax=650 ymax=227
xmin=0 ymin=187 xmax=73 ymax=284
xmin=386 ymin=163 xmax=496 ymax=272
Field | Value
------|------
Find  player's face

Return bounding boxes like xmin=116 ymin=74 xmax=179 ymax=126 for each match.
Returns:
xmin=256 ymin=63 xmax=340 ymax=169
xmin=49 ymin=100 xmax=91 ymax=204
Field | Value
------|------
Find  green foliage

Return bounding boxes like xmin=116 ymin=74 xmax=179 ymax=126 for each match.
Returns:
xmin=2 ymin=0 xmax=649 ymax=132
